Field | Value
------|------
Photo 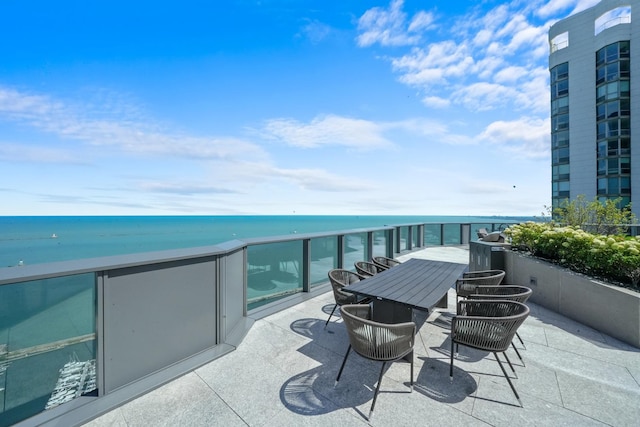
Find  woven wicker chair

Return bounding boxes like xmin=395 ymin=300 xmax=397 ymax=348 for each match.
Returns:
xmin=354 ymin=260 xmax=386 ymax=277
xmin=336 ymin=304 xmax=416 ymax=421
xmin=468 ymin=285 xmax=533 ymax=362
xmin=326 ymin=269 xmax=369 ymax=326
xmin=372 ymin=256 xmax=401 ymax=269
xmin=455 ymin=269 xmax=505 ymax=301
xmin=450 ymin=300 xmax=530 ymax=407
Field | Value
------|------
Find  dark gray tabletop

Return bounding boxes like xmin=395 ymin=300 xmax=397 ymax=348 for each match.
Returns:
xmin=345 ymin=258 xmax=468 ymax=312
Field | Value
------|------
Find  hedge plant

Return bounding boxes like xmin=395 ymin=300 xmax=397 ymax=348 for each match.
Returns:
xmin=504 ymin=222 xmax=640 ymax=290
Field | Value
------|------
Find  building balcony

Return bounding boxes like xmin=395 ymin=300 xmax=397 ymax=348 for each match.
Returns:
xmin=82 ymin=246 xmax=640 ymax=427
xmin=1 ymin=221 xmax=639 ymax=426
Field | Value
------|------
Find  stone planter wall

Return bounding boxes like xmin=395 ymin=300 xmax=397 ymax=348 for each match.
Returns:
xmin=503 ymin=250 xmax=640 ymax=348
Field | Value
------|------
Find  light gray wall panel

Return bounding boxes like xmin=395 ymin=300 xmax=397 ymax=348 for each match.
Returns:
xmin=220 ymin=249 xmax=245 ymax=340
xmin=103 ymin=258 xmax=216 ymax=393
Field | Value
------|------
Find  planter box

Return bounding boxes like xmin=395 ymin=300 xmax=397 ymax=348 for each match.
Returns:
xmin=503 ymin=250 xmax=640 ymax=348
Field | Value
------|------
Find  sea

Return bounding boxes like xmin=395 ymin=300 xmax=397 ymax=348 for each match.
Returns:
xmin=0 ymin=215 xmax=530 ymax=268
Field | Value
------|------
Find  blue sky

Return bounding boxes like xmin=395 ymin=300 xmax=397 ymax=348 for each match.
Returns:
xmin=0 ymin=0 xmax=601 ymax=216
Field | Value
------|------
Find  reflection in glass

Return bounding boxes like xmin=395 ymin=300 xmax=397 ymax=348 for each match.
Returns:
xmin=424 ymin=224 xmax=442 ymax=246
xmin=372 ymin=231 xmax=388 ymax=258
xmin=443 ymin=224 xmax=462 ymax=245
xmin=343 ymin=233 xmax=368 ymax=272
xmin=399 ymin=227 xmax=409 ymax=251
xmin=310 ymin=237 xmax=337 ymax=287
xmin=0 ymin=274 xmax=96 ymax=427
xmin=412 ymin=227 xmax=419 ymax=248
xmin=247 ymin=241 xmax=303 ymax=309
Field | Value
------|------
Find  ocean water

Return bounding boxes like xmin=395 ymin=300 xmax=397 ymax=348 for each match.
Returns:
xmin=0 ymin=215 xmax=526 ymax=267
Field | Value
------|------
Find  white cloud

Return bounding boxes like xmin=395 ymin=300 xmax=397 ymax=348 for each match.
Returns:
xmin=0 ymin=85 xmax=269 ymax=163
xmin=473 ymin=29 xmax=493 ymax=46
xmin=392 ymin=41 xmax=470 ymax=74
xmin=356 ymin=0 xmax=427 ymax=47
xmin=537 ymin=0 xmax=601 ymax=18
xmin=504 ymin=22 xmax=549 ymax=56
xmin=272 ymin=167 xmax=375 ymax=192
xmin=0 ymin=87 xmax=63 ymax=118
xmin=494 ymin=66 xmax=529 ymax=83
xmin=518 ymin=67 xmax=552 ymax=113
xmin=391 ymin=41 xmax=473 ymax=90
xmin=0 ymin=142 xmax=87 ymax=164
xmin=388 ymin=118 xmax=476 ymax=145
xmin=537 ymin=0 xmax=577 ymax=17
xmin=138 ymin=182 xmax=239 ymax=195
xmin=474 ymin=56 xmax=507 ymax=80
xmin=357 ymin=0 xmax=571 ymax=114
xmin=421 ymin=96 xmax=451 ymax=109
xmin=397 ymin=67 xmax=446 ymax=87
xmin=408 ymin=11 xmax=436 ymax=32
xmin=478 ymin=117 xmax=550 ymax=159
xmin=299 ymin=19 xmax=333 ymax=44
xmin=262 ymin=115 xmax=393 ymax=150
xmin=452 ymin=82 xmax=519 ymax=112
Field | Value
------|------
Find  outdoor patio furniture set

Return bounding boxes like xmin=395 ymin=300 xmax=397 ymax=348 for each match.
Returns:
xmin=326 ymin=261 xmax=532 ymax=420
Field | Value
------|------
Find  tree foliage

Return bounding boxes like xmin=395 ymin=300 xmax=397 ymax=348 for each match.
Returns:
xmin=550 ymin=195 xmax=637 ymax=235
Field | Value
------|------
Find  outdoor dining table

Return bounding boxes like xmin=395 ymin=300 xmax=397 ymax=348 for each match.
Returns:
xmin=344 ymin=258 xmax=468 ymax=323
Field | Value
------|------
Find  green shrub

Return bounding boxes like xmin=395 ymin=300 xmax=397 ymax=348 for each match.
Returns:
xmin=505 ymin=222 xmax=640 ymax=290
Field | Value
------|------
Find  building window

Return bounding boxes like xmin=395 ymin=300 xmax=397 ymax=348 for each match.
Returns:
xmin=595 ymin=41 xmax=631 ymax=205
xmin=551 ymin=32 xmax=569 ymax=53
xmin=550 ymin=62 xmax=570 ymax=206
xmin=552 ymin=114 xmax=569 ymax=132
xmin=595 ymin=7 xmax=631 ymax=36
xmin=552 ymin=131 xmax=569 ymax=148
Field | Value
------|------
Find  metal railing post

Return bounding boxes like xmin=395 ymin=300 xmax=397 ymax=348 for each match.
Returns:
xmin=302 ymin=239 xmax=311 ymax=292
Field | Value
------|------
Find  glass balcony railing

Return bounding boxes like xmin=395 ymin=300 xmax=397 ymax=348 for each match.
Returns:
xmin=247 ymin=241 xmax=303 ymax=310
xmin=0 ymin=274 xmax=95 ymax=427
xmin=0 ymin=220 xmax=517 ymax=426
xmin=310 ymin=236 xmax=338 ymax=287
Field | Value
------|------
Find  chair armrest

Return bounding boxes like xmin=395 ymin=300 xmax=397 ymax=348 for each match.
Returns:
xmin=333 ymin=286 xmax=359 ymax=305
xmin=456 ymin=279 xmax=480 ymax=296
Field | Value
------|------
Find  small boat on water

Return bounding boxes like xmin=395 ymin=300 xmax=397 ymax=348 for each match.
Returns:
xmin=51 ymin=233 xmax=58 ymax=238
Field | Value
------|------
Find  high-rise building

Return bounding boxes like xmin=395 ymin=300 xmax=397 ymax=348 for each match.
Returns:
xmin=549 ymin=0 xmax=639 ymax=217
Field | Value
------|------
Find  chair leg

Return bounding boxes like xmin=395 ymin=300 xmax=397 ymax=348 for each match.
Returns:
xmin=335 ymin=345 xmax=351 ymax=386
xmin=409 ymin=351 xmax=414 ymax=391
xmin=494 ymin=352 xmax=523 ymax=407
xmin=511 ymin=341 xmax=525 ymax=366
xmin=516 ymin=331 xmax=526 ymax=349
xmin=501 ymin=352 xmax=518 ymax=378
xmin=325 ymin=304 xmax=337 ymax=327
xmin=369 ymin=361 xmax=387 ymax=421
xmin=449 ymin=338 xmax=455 ymax=380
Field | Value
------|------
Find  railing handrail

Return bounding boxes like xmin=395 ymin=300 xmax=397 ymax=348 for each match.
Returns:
xmin=0 ymin=221 xmax=512 ymax=286
xmin=595 ymin=15 xmax=631 ymax=35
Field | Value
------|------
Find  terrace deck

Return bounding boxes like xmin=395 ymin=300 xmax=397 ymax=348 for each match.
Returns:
xmin=83 ymin=246 xmax=640 ymax=427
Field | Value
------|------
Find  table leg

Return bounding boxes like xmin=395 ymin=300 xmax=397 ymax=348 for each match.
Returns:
xmin=435 ymin=292 xmax=448 ymax=309
xmin=371 ymin=299 xmax=412 ymax=323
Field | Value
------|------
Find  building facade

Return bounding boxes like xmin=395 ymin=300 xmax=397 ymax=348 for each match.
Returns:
xmin=549 ymin=0 xmax=639 ymax=217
